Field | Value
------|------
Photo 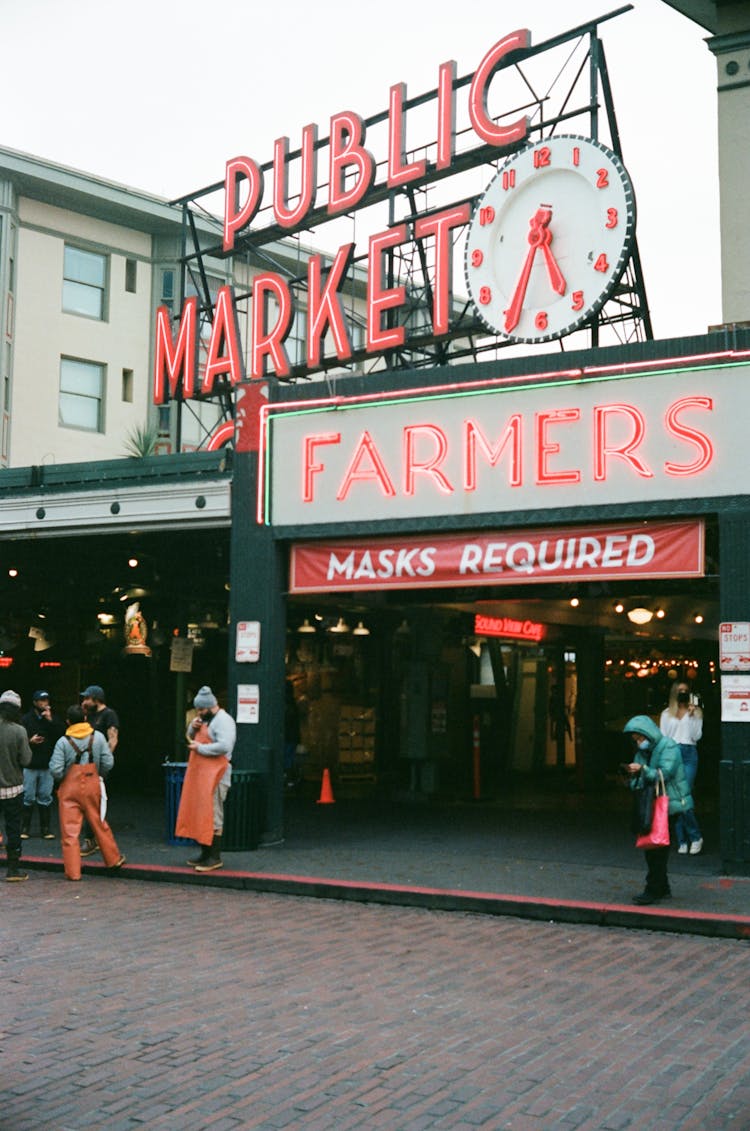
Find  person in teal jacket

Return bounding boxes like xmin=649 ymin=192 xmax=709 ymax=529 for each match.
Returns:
xmin=622 ymin=714 xmax=694 ymax=905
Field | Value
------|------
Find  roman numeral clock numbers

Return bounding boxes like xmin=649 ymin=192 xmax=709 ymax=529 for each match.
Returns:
xmin=464 ymin=135 xmax=636 ymax=345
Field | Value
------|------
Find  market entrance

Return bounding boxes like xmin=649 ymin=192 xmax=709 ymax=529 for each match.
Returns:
xmin=285 ymin=575 xmax=720 ymax=807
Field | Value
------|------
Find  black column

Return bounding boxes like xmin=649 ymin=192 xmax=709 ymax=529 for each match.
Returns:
xmin=718 ymin=510 xmax=750 ymax=874
xmin=227 ymin=448 xmax=286 ymax=846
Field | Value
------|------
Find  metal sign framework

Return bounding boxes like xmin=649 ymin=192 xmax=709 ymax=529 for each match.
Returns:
xmin=169 ymin=5 xmax=651 ymax=447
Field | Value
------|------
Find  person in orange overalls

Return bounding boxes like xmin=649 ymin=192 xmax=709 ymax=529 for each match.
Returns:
xmin=49 ymin=705 xmax=126 ymax=881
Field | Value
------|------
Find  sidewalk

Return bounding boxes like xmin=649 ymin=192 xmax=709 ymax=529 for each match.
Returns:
xmin=18 ymin=786 xmax=750 ymax=940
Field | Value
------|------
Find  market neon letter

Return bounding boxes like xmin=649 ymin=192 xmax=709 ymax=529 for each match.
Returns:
xmin=153 ymin=297 xmax=198 ymax=404
xmin=464 ymin=416 xmax=522 ymax=490
xmin=436 ymin=60 xmax=457 ymax=170
xmin=250 ymin=273 xmax=293 ymax=378
xmin=593 ymin=403 xmax=653 ymax=480
xmin=468 ymin=32 xmax=530 ymax=148
xmin=337 ymin=431 xmax=397 ymax=501
xmin=387 ymin=82 xmax=427 ymax=188
xmin=403 ymin=425 xmax=453 ymax=495
xmin=328 ymin=111 xmax=376 ymax=215
xmin=535 ymin=409 xmax=581 ymax=485
xmin=223 ymin=156 xmax=264 ymax=252
xmin=303 ymin=433 xmax=341 ymax=502
xmin=307 ymin=243 xmax=354 ymax=366
xmin=414 ymin=204 xmax=471 ymax=335
xmin=367 ymin=225 xmax=408 ymax=350
xmin=201 ymin=286 xmax=244 ymax=394
xmin=273 ymin=126 xmax=318 ymax=228
xmin=663 ymin=397 xmax=714 ymax=476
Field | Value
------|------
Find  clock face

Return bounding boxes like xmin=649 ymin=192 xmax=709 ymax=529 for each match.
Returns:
xmin=464 ymin=135 xmax=636 ymax=344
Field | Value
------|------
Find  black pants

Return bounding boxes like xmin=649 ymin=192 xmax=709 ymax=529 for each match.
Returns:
xmin=0 ymin=793 xmax=23 ymax=856
xmin=642 ymin=815 xmax=676 ymax=896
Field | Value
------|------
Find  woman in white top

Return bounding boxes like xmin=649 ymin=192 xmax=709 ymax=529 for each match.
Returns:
xmin=659 ymin=680 xmax=703 ymax=854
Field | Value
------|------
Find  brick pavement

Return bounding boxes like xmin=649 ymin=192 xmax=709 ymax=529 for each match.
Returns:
xmin=2 ymin=874 xmax=749 ymax=1130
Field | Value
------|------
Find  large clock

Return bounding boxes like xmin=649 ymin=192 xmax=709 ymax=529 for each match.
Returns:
xmin=464 ymin=135 xmax=636 ymax=344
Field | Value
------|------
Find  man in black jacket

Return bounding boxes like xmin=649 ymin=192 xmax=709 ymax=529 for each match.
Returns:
xmin=0 ymin=689 xmax=33 ymax=881
xmin=21 ymin=690 xmax=63 ymax=840
xmin=79 ymin=685 xmax=119 ymax=856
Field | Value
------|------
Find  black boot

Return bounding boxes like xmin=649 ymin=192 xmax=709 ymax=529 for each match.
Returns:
xmin=186 ymin=843 xmax=211 ymax=868
xmin=194 ymin=835 xmax=223 ymax=872
xmin=39 ymin=805 xmax=55 ymax=840
xmin=20 ymin=806 xmax=33 ymax=840
xmin=6 ymin=850 xmax=28 ymax=883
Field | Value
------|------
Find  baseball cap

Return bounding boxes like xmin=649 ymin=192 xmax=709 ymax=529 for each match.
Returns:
xmin=80 ymin=684 xmax=105 ymax=700
xmin=32 ymin=690 xmax=50 ymax=700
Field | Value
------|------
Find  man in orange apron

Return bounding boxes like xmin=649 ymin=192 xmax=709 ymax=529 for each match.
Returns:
xmin=176 ymin=687 xmax=236 ymax=871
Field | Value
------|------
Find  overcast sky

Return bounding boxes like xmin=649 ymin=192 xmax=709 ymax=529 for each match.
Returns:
xmin=4 ymin=0 xmax=721 ymax=338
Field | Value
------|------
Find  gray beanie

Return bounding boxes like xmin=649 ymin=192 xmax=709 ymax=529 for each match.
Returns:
xmin=0 ymin=689 xmax=21 ymax=708
xmin=193 ymin=686 xmax=218 ymax=709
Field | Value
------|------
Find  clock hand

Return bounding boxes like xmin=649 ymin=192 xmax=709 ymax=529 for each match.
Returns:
xmin=504 ymin=207 xmax=551 ymax=333
xmin=539 ymin=230 xmax=566 ymax=295
xmin=504 ymin=242 xmax=537 ymax=333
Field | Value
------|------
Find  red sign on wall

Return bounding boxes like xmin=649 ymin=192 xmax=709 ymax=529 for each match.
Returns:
xmin=289 ymin=519 xmax=704 ymax=593
xmin=475 ymin=614 xmax=546 ymax=642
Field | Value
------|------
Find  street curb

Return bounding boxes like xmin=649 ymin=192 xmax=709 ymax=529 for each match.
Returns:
xmin=22 ymin=856 xmax=750 ymax=940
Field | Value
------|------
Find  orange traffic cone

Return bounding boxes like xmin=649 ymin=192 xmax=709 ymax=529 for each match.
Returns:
xmin=317 ymin=767 xmax=335 ymax=805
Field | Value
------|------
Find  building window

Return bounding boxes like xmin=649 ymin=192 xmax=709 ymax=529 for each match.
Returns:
xmin=288 ymin=307 xmax=307 ymax=366
xmin=161 ymin=269 xmax=174 ymax=301
xmin=62 ymin=245 xmax=107 ymax=319
xmin=122 ymin=367 xmax=134 ymax=403
xmin=125 ymin=258 xmax=137 ymax=293
xmin=59 ymin=357 xmax=104 ymax=431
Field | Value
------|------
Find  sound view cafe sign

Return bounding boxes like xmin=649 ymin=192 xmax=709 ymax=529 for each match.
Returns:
xmin=153 ymin=28 xmax=541 ymax=399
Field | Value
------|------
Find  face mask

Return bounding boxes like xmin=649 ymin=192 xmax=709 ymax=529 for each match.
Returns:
xmin=637 ymin=739 xmax=650 ymax=752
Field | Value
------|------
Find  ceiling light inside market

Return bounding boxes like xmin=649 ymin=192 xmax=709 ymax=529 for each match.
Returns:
xmin=329 ymin=617 xmax=350 ymax=633
xmin=297 ymin=618 xmax=316 ymax=634
xmin=352 ymin=621 xmax=370 ymax=636
xmin=627 ymin=607 xmax=653 ymax=625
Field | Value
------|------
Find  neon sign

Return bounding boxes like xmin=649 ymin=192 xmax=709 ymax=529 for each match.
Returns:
xmin=475 ymin=614 xmax=546 ymax=643
xmin=260 ymin=353 xmax=746 ymax=526
xmin=153 ymin=31 xmax=537 ymax=401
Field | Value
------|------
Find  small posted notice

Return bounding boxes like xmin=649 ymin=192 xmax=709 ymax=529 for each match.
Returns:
xmin=719 ymin=622 xmax=750 ymax=672
xmin=236 ymin=620 xmax=260 ymax=663
xmin=169 ymin=636 xmax=194 ymax=673
xmin=720 ymin=675 xmax=750 ymax=721
xmin=237 ymin=683 xmax=260 ymax=724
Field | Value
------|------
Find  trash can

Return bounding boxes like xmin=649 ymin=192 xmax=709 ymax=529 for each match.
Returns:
xmin=163 ymin=761 xmax=195 ymax=846
xmin=223 ymin=769 xmax=265 ymax=851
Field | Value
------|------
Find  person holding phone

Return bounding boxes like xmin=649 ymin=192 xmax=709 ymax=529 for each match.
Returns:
xmin=622 ymin=714 xmax=694 ymax=905
xmin=659 ymin=680 xmax=703 ymax=855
